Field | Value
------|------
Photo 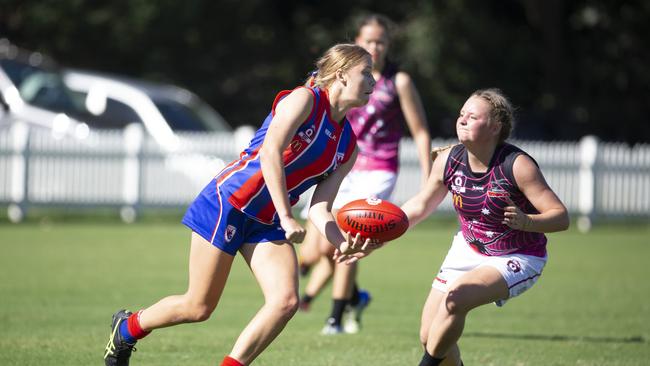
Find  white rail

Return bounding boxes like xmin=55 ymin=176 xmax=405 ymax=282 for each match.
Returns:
xmin=1 ymin=123 xmax=648 ymax=229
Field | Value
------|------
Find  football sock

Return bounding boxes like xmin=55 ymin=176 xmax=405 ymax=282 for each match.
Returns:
xmin=418 ymin=350 xmax=445 ymax=366
xmin=119 ymin=310 xmax=151 ymax=344
xmin=349 ymin=283 xmax=360 ymax=306
xmin=220 ymin=355 xmax=244 ymax=366
xmin=301 ymin=293 xmax=314 ymax=305
xmin=328 ymin=299 xmax=347 ymax=326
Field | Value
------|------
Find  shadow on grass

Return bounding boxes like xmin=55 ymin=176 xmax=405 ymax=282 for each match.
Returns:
xmin=464 ymin=332 xmax=644 ymax=344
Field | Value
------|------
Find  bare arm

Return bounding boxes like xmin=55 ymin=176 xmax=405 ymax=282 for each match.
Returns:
xmin=502 ymin=155 xmax=570 ymax=233
xmin=308 ymin=148 xmax=360 ymax=252
xmin=400 ymin=147 xmax=451 ymax=227
xmin=259 ymin=88 xmax=313 ymax=243
xmin=396 ymin=72 xmax=432 ymax=188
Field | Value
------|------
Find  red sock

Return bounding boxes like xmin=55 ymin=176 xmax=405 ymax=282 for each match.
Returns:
xmin=221 ymin=355 xmax=244 ymax=366
xmin=127 ymin=310 xmax=151 ymax=340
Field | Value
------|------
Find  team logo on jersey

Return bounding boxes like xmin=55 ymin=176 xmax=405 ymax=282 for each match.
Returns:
xmin=298 ymin=127 xmax=314 ymax=143
xmin=224 ymin=225 xmax=237 ymax=242
xmin=507 ymin=259 xmax=521 ymax=273
xmin=451 ymin=173 xmax=466 ymax=193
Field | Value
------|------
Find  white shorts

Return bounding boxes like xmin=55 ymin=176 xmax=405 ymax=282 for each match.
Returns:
xmin=332 ymin=170 xmax=397 ymax=209
xmin=300 ymin=170 xmax=397 ymax=219
xmin=432 ymin=232 xmax=547 ymax=306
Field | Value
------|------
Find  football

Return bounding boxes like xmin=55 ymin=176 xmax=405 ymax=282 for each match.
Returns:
xmin=336 ymin=197 xmax=409 ymax=242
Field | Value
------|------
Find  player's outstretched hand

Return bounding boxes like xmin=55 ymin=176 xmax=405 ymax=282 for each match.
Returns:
xmin=280 ymin=217 xmax=306 ymax=243
xmin=502 ymin=198 xmax=532 ymax=231
xmin=333 ymin=232 xmax=384 ymax=264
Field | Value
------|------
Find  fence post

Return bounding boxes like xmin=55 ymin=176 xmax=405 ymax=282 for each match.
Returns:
xmin=7 ymin=122 xmax=29 ymax=223
xmin=120 ymin=123 xmax=144 ymax=223
xmin=577 ymin=135 xmax=599 ymax=232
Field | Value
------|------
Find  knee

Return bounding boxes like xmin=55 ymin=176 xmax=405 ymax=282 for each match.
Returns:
xmin=443 ymin=286 xmax=473 ymax=315
xmin=183 ymin=302 xmax=214 ymax=323
xmin=268 ymin=293 xmax=299 ymax=319
xmin=419 ymin=328 xmax=428 ymax=348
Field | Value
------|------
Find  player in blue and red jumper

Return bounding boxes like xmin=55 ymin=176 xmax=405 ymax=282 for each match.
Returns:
xmin=103 ymin=43 xmax=376 ymax=366
xmin=299 ymin=13 xmax=432 ymax=335
xmin=400 ymin=89 xmax=569 ymax=366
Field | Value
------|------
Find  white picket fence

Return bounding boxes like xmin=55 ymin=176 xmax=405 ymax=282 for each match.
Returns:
xmin=1 ymin=123 xmax=649 ymax=230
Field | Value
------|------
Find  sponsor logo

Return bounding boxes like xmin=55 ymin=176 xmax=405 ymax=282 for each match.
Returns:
xmin=344 ymin=215 xmax=395 ymax=233
xmin=488 ymin=179 xmax=511 ymax=198
xmin=290 ymin=140 xmax=302 ymax=151
xmin=332 ymin=152 xmax=345 ymax=170
xmin=487 ymin=189 xmax=510 ymax=198
xmin=325 ymin=128 xmax=337 ymax=141
xmin=472 ymin=185 xmax=485 ymax=191
xmin=366 ymin=197 xmax=382 ymax=205
xmin=224 ymin=225 xmax=237 ymax=242
xmin=452 ymin=193 xmax=463 ymax=208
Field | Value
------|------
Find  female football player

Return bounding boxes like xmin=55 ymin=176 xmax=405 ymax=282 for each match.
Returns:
xmin=103 ymin=43 xmax=376 ymax=366
xmin=298 ymin=13 xmax=432 ymax=335
xmin=400 ymin=88 xmax=569 ymax=365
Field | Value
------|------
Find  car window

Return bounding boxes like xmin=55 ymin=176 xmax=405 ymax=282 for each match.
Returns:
xmin=154 ymin=100 xmax=211 ymax=132
xmin=68 ymin=90 xmax=142 ymax=129
xmin=1 ymin=59 xmax=84 ymax=114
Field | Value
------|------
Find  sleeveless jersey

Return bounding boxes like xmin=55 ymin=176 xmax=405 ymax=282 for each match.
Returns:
xmin=346 ymin=63 xmax=404 ymax=173
xmin=217 ymin=87 xmax=357 ymax=224
xmin=444 ymin=143 xmax=547 ymax=257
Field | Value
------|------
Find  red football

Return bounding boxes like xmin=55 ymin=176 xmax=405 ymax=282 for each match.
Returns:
xmin=336 ymin=198 xmax=409 ymax=242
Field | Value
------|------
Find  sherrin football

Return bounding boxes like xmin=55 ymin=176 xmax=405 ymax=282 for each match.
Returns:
xmin=336 ymin=198 xmax=409 ymax=242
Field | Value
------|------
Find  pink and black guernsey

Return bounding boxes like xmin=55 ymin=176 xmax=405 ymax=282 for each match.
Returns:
xmin=444 ymin=143 xmax=547 ymax=257
xmin=217 ymin=87 xmax=357 ymax=224
xmin=346 ymin=63 xmax=403 ymax=173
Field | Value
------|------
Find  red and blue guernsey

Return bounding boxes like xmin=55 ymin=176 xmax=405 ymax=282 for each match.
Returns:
xmin=217 ymin=87 xmax=357 ymax=224
xmin=444 ymin=143 xmax=547 ymax=257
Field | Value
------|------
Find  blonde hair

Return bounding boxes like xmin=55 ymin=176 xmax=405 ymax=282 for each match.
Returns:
xmin=305 ymin=44 xmax=370 ymax=89
xmin=471 ymin=88 xmax=515 ymax=143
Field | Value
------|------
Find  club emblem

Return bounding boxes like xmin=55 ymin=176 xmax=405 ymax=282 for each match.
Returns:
xmin=225 ymin=225 xmax=237 ymax=242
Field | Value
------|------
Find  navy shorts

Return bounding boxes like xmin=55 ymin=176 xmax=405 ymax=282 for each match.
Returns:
xmin=182 ymin=179 xmax=287 ymax=256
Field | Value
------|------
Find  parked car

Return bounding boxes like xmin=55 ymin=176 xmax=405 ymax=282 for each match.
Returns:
xmin=0 ymin=38 xmax=91 ymax=139
xmin=63 ymin=69 xmax=254 ymax=151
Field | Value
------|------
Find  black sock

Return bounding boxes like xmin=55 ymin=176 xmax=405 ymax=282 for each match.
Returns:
xmin=328 ymin=299 xmax=347 ymax=326
xmin=301 ymin=294 xmax=313 ymax=304
xmin=418 ymin=350 xmax=445 ymax=366
xmin=349 ymin=283 xmax=360 ymax=306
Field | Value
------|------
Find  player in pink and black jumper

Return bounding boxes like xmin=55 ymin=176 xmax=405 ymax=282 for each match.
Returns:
xmin=102 ymin=43 xmax=377 ymax=366
xmin=298 ymin=13 xmax=432 ymax=335
xmin=400 ymin=88 xmax=569 ymax=366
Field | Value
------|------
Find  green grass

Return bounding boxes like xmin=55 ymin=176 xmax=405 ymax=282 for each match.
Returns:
xmin=0 ymin=218 xmax=649 ymax=365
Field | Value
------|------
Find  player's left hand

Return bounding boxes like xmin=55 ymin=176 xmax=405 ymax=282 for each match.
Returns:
xmin=502 ymin=198 xmax=531 ymax=231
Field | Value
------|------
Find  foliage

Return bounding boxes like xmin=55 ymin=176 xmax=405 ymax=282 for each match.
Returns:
xmin=1 ymin=0 xmax=649 ymax=143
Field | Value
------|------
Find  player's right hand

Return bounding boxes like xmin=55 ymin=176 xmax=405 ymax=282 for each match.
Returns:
xmin=334 ymin=232 xmax=382 ymax=264
xmin=280 ymin=217 xmax=306 ymax=243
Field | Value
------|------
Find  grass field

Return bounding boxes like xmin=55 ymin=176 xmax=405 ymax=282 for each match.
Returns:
xmin=0 ymin=217 xmax=648 ymax=365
